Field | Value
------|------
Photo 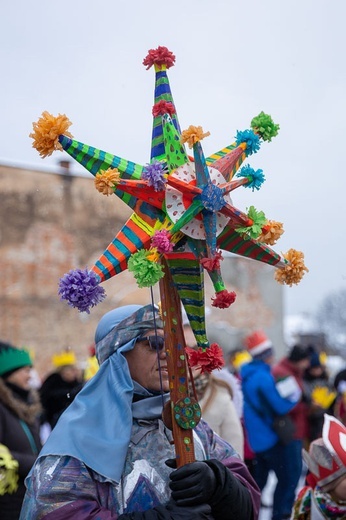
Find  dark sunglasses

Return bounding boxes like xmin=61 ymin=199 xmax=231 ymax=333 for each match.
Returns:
xmin=137 ymin=335 xmax=165 ymax=352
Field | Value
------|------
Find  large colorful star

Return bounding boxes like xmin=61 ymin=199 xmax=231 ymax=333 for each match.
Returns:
xmin=30 ymin=46 xmax=308 ymax=349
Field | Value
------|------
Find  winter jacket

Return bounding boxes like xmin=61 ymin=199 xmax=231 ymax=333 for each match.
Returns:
xmin=40 ymin=372 xmax=83 ymax=428
xmin=199 ymin=375 xmax=244 ymax=458
xmin=213 ymin=368 xmax=244 ymax=418
xmin=241 ymin=360 xmax=297 ymax=453
xmin=0 ymin=379 xmax=42 ymax=520
xmin=20 ymin=418 xmax=261 ymax=519
xmin=272 ymin=358 xmax=309 ymax=440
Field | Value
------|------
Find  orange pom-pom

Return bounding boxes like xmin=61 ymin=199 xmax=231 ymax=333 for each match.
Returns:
xmin=29 ymin=111 xmax=73 ymax=158
xmin=180 ymin=125 xmax=210 ymax=148
xmin=258 ymin=220 xmax=284 ymax=245
xmin=94 ymin=168 xmax=120 ymax=195
xmin=275 ymin=248 xmax=309 ymax=286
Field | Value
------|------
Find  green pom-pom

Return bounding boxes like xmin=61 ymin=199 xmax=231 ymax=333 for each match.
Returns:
xmin=128 ymin=249 xmax=164 ymax=288
xmin=251 ymin=112 xmax=280 ymax=142
xmin=235 ymin=206 xmax=267 ymax=239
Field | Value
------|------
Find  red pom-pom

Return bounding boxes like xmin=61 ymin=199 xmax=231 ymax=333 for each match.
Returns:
xmin=143 ymin=46 xmax=176 ymax=70
xmin=152 ymin=100 xmax=175 ymax=117
xmin=211 ymin=289 xmax=236 ymax=309
xmin=200 ymin=251 xmax=223 ymax=272
xmin=186 ymin=344 xmax=225 ymax=374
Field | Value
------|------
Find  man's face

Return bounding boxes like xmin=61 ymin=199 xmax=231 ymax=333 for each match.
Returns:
xmin=265 ymin=354 xmax=275 ymax=366
xmin=295 ymin=358 xmax=310 ymax=372
xmin=6 ymin=366 xmax=32 ymax=391
xmin=124 ymin=329 xmax=169 ymax=392
xmin=309 ymin=365 xmax=324 ymax=377
xmin=60 ymin=365 xmax=79 ymax=383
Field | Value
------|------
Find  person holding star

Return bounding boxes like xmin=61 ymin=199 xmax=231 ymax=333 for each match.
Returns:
xmin=20 ymin=304 xmax=260 ymax=519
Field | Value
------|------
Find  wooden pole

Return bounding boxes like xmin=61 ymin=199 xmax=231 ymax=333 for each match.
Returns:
xmin=159 ymin=257 xmax=197 ymax=467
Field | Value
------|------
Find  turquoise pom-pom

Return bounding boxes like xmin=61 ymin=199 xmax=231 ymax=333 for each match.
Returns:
xmin=237 ymin=165 xmax=265 ymax=191
xmin=235 ymin=129 xmax=261 ymax=156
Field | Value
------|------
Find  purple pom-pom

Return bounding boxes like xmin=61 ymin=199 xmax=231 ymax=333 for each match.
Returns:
xmin=142 ymin=161 xmax=167 ymax=191
xmin=58 ymin=268 xmax=106 ymax=313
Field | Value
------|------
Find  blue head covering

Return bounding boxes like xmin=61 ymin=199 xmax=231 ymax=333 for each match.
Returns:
xmin=38 ymin=304 xmax=166 ymax=483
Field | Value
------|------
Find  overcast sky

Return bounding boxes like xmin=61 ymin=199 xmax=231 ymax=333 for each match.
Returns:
xmin=2 ymin=0 xmax=346 ymax=317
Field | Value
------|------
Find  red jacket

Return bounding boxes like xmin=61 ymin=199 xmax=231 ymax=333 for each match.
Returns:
xmin=272 ymin=358 xmax=309 ymax=440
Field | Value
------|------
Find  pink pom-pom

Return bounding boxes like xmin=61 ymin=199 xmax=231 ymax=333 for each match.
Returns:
xmin=151 ymin=229 xmax=173 ymax=254
xmin=152 ymin=100 xmax=175 ymax=117
xmin=211 ymin=290 xmax=236 ymax=309
xmin=143 ymin=46 xmax=176 ymax=70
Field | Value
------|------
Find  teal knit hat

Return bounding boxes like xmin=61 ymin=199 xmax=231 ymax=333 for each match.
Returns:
xmin=0 ymin=342 xmax=32 ymax=377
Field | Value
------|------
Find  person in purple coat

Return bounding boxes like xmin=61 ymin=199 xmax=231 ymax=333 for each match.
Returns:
xmin=20 ymin=304 xmax=260 ymax=519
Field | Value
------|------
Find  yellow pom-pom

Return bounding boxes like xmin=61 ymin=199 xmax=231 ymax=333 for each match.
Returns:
xmin=94 ymin=168 xmax=120 ymax=195
xmin=319 ymin=351 xmax=328 ymax=366
xmin=275 ymin=248 xmax=309 ymax=286
xmin=258 ymin=220 xmax=284 ymax=245
xmin=29 ymin=111 xmax=73 ymax=158
xmin=0 ymin=444 xmax=19 ymax=495
xmin=180 ymin=125 xmax=210 ymax=148
xmin=311 ymin=386 xmax=337 ymax=409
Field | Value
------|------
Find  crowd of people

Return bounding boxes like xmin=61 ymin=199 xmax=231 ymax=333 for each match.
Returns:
xmin=228 ymin=332 xmax=346 ymax=519
xmin=1 ymin=311 xmax=346 ymax=519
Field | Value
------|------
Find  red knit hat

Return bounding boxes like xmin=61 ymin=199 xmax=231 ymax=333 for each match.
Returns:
xmin=303 ymin=414 xmax=346 ymax=489
xmin=244 ymin=330 xmax=272 ymax=357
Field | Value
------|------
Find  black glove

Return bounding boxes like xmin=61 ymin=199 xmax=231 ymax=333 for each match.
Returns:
xmin=166 ymin=502 xmax=213 ymax=519
xmin=169 ymin=461 xmax=217 ymax=505
xmin=169 ymin=459 xmax=253 ymax=520
xmin=117 ymin=501 xmax=213 ymax=519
